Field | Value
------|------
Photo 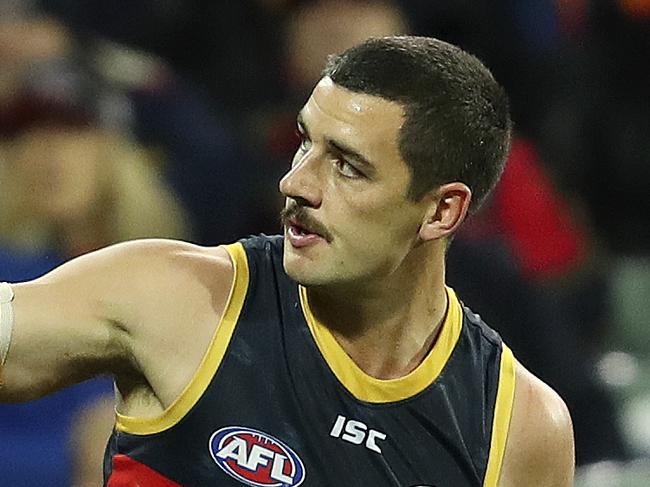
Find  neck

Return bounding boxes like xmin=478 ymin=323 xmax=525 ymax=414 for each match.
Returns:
xmin=307 ymin=241 xmax=448 ymax=379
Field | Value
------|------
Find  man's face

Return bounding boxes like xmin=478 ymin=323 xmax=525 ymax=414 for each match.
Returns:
xmin=279 ymin=77 xmax=428 ymax=287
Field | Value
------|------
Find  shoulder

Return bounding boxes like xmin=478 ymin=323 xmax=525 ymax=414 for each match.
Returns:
xmin=67 ymin=238 xmax=233 ymax=285
xmin=498 ymin=360 xmax=575 ymax=487
xmin=93 ymin=237 xmax=231 ymax=267
xmin=237 ymin=234 xmax=284 ymax=256
xmin=102 ymin=238 xmax=235 ymax=309
xmin=30 ymin=238 xmax=236 ymax=329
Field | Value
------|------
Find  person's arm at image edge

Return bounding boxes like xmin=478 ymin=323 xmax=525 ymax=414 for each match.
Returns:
xmin=499 ymin=362 xmax=575 ymax=487
xmin=0 ymin=238 xmax=230 ymax=403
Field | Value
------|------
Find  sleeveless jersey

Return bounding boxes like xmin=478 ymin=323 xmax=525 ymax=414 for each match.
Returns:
xmin=104 ymin=235 xmax=516 ymax=487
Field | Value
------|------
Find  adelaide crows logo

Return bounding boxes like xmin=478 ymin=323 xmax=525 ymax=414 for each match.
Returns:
xmin=209 ymin=426 xmax=306 ymax=487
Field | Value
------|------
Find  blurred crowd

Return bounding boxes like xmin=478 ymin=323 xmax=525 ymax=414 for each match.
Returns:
xmin=1 ymin=0 xmax=649 ymax=485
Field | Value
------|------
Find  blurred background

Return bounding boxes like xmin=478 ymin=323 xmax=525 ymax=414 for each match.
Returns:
xmin=0 ymin=0 xmax=648 ymax=485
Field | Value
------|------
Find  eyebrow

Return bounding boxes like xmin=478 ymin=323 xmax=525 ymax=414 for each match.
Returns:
xmin=296 ymin=113 xmax=376 ymax=174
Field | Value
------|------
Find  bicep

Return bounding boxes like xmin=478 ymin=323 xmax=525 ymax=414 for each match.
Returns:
xmin=498 ymin=362 xmax=575 ymax=487
xmin=1 ymin=248 xmax=134 ymax=401
xmin=0 ymin=239 xmax=234 ymax=404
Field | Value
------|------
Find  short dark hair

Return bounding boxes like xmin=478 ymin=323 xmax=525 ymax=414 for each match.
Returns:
xmin=323 ymin=36 xmax=512 ymax=211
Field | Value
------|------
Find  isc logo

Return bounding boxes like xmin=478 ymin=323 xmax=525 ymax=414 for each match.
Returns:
xmin=329 ymin=415 xmax=387 ymax=454
xmin=209 ymin=426 xmax=306 ymax=487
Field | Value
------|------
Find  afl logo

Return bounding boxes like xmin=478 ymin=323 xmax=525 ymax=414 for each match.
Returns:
xmin=209 ymin=426 xmax=306 ymax=487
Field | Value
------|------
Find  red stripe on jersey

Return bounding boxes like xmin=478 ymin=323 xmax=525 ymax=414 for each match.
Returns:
xmin=107 ymin=454 xmax=183 ymax=487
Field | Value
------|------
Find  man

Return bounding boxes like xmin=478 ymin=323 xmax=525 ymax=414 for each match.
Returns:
xmin=0 ymin=37 xmax=574 ymax=486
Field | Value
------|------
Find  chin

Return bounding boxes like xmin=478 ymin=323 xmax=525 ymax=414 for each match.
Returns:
xmin=282 ymin=251 xmax=329 ymax=287
xmin=283 ymin=254 xmax=315 ymax=285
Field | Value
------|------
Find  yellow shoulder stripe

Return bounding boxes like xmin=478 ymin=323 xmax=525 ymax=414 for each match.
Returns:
xmin=483 ymin=344 xmax=516 ymax=487
xmin=116 ymin=242 xmax=249 ymax=435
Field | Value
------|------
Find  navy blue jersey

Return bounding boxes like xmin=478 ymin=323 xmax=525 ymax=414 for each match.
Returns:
xmin=104 ymin=235 xmax=516 ymax=487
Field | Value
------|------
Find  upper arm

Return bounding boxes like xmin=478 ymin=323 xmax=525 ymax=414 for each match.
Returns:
xmin=0 ymin=239 xmax=233 ymax=402
xmin=498 ymin=361 xmax=575 ymax=487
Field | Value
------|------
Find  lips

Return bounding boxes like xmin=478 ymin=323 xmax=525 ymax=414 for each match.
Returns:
xmin=288 ymin=218 xmax=321 ymax=238
xmin=280 ymin=203 xmax=331 ymax=249
xmin=286 ymin=219 xmax=326 ymax=248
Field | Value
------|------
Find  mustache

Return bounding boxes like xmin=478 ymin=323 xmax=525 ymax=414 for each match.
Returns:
xmin=280 ymin=204 xmax=332 ymax=242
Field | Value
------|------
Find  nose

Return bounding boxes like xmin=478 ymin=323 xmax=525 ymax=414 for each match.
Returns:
xmin=279 ymin=152 xmax=322 ymax=208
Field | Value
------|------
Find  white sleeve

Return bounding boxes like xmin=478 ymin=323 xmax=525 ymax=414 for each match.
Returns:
xmin=0 ymin=282 xmax=16 ymax=366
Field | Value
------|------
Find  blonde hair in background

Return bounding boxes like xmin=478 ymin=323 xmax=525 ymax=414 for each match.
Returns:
xmin=0 ymin=128 xmax=191 ymax=255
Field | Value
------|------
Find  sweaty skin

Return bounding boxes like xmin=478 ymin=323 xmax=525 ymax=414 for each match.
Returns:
xmin=0 ymin=78 xmax=574 ymax=487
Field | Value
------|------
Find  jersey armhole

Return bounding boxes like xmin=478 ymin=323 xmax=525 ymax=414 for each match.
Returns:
xmin=482 ymin=344 xmax=516 ymax=487
xmin=115 ymin=242 xmax=250 ymax=435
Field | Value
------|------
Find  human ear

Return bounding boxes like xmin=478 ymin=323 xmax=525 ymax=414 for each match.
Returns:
xmin=418 ymin=182 xmax=472 ymax=241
